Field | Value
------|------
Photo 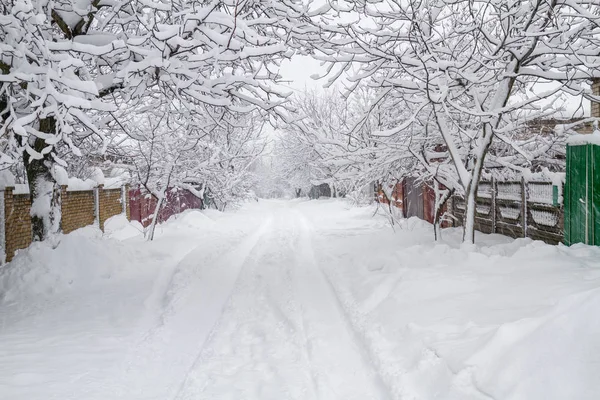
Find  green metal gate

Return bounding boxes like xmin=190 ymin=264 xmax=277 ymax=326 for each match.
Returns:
xmin=564 ymin=141 xmax=600 ymax=245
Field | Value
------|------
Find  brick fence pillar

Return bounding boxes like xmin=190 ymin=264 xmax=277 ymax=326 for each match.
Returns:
xmin=94 ymin=185 xmax=101 ymax=230
xmin=4 ymin=187 xmax=14 ymax=263
xmin=96 ymin=184 xmax=105 ymax=231
xmin=122 ymin=184 xmax=131 ymax=221
xmin=4 ymin=186 xmax=32 ymax=262
xmin=60 ymin=185 xmax=67 ymax=233
xmin=0 ymin=188 xmax=6 ymax=264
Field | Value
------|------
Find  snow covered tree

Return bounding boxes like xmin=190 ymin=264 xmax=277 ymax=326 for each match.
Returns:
xmin=0 ymin=0 xmax=310 ymax=240
xmin=276 ymin=89 xmax=380 ymax=197
xmin=112 ymin=94 xmax=266 ymax=239
xmin=193 ymin=110 xmax=266 ymax=211
xmin=307 ymin=0 xmax=600 ymax=243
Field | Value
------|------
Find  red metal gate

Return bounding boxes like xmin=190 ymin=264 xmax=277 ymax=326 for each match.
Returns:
xmin=129 ymin=187 xmax=203 ymax=227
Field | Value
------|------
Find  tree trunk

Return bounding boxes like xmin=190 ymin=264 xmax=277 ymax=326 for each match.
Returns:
xmin=463 ymin=170 xmax=483 ymax=244
xmin=463 ymin=187 xmax=477 ymax=244
xmin=147 ymin=194 xmax=165 ymax=241
xmin=24 ymin=117 xmax=60 ymax=241
xmin=462 ymin=124 xmax=494 ymax=244
xmin=433 ymin=182 xmax=453 ymax=241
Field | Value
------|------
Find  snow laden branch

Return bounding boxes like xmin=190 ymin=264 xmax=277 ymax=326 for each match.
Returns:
xmin=304 ymin=0 xmax=600 ymax=243
xmin=113 ymin=96 xmax=267 ymax=239
xmin=0 ymin=0 xmax=311 ymax=240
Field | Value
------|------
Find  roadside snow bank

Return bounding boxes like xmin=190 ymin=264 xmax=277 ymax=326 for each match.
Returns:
xmin=468 ymin=288 xmax=600 ymax=400
xmin=104 ymin=214 xmax=144 ymax=240
xmin=163 ymin=209 xmax=217 ymax=230
xmin=0 ymin=204 xmax=271 ymax=400
xmin=0 ymin=227 xmax=143 ymax=304
xmin=0 ymin=209 xmax=222 ymax=305
xmin=302 ymin=199 xmax=600 ymax=400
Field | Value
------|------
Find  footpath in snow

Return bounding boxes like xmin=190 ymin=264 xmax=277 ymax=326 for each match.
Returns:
xmin=0 ymin=199 xmax=599 ymax=400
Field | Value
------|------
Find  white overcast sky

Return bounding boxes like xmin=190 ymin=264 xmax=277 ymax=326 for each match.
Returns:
xmin=278 ymin=55 xmax=328 ymax=92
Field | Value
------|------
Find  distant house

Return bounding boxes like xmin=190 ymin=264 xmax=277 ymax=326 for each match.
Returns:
xmin=308 ymin=183 xmax=331 ymax=199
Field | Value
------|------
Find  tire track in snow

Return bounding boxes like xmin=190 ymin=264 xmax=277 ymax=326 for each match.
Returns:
xmin=95 ymin=216 xmax=274 ymax=400
xmin=289 ymin=209 xmax=393 ymax=400
xmin=165 ymin=203 xmax=394 ymax=400
xmin=172 ymin=206 xmax=321 ymax=400
xmin=297 ymin=212 xmax=417 ymax=400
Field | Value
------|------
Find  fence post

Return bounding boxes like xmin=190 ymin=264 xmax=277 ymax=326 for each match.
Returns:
xmin=521 ymin=177 xmax=528 ymax=238
xmin=125 ymin=185 xmax=131 ymax=221
xmin=98 ymin=184 xmax=107 ymax=231
xmin=60 ymin=185 xmax=68 ymax=233
xmin=0 ymin=188 xmax=5 ymax=264
xmin=121 ymin=185 xmax=127 ymax=215
xmin=94 ymin=185 xmax=101 ymax=230
xmin=4 ymin=187 xmax=15 ymax=263
xmin=491 ymin=177 xmax=496 ymax=233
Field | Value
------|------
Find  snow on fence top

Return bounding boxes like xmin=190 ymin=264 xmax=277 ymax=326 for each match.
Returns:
xmin=65 ymin=178 xmax=97 ymax=191
xmin=12 ymin=184 xmax=29 ymax=195
xmin=1 ymin=179 xmax=129 ymax=194
xmin=53 ymin=166 xmax=129 ymax=191
xmin=567 ymin=131 xmax=600 ymax=146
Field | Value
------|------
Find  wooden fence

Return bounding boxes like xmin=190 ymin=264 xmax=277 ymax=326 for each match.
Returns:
xmin=450 ymin=179 xmax=563 ymax=244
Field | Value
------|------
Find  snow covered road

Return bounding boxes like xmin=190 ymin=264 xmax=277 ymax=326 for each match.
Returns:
xmin=1 ymin=199 xmax=600 ymax=400
xmin=174 ymin=205 xmax=390 ymax=400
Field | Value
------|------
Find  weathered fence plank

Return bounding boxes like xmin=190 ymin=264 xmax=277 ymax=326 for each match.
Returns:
xmin=451 ymin=179 xmax=563 ymax=244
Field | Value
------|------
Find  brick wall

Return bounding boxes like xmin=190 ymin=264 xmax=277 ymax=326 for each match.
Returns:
xmin=592 ymin=79 xmax=600 ymax=119
xmin=98 ymin=186 xmax=125 ymax=231
xmin=4 ymin=188 xmax=32 ymax=263
xmin=2 ymin=185 xmax=130 ymax=263
xmin=61 ymin=187 xmax=96 ymax=234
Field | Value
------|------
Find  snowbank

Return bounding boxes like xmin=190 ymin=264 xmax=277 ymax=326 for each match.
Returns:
xmin=1 ymin=199 xmax=598 ymax=400
xmin=0 ymin=226 xmax=141 ymax=304
xmin=300 ymin=200 xmax=600 ymax=400
xmin=468 ymin=288 xmax=600 ymax=399
xmin=0 ymin=207 xmax=242 ymax=307
xmin=163 ymin=209 xmax=217 ymax=229
xmin=104 ymin=214 xmax=144 ymax=240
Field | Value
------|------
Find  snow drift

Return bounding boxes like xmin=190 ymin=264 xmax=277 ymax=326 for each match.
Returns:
xmin=0 ymin=199 xmax=598 ymax=400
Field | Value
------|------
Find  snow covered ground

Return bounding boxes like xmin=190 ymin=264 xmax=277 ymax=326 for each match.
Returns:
xmin=1 ymin=199 xmax=599 ymax=400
